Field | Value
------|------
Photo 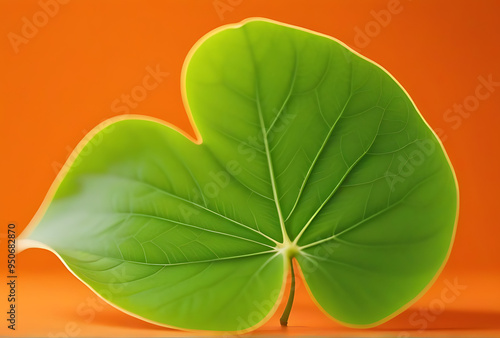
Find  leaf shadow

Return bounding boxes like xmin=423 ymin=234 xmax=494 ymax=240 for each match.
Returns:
xmin=88 ymin=310 xmax=171 ymax=331
xmin=374 ymin=309 xmax=500 ymax=331
xmin=56 ymin=305 xmax=500 ymax=332
xmin=55 ymin=306 xmax=170 ymax=331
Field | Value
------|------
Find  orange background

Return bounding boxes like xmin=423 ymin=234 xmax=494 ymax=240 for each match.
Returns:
xmin=1 ymin=0 xmax=500 ymax=336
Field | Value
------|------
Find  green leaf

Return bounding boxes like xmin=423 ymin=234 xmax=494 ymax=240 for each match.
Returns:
xmin=20 ymin=18 xmax=458 ymax=332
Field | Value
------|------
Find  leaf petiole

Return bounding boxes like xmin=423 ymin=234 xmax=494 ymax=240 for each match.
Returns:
xmin=280 ymin=258 xmax=295 ymax=326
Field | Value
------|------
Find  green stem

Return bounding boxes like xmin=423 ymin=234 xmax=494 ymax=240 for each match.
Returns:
xmin=280 ymin=258 xmax=295 ymax=326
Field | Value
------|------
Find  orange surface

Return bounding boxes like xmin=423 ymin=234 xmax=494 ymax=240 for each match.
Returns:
xmin=1 ymin=0 xmax=500 ymax=336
